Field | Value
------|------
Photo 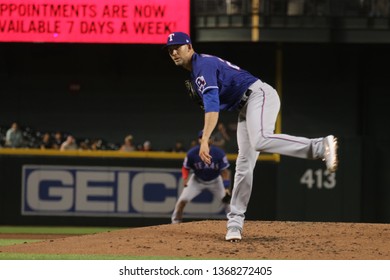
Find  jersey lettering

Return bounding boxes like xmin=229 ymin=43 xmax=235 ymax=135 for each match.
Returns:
xmin=195 ymin=76 xmax=207 ymax=92
xmin=193 ymin=162 xmax=219 ymax=170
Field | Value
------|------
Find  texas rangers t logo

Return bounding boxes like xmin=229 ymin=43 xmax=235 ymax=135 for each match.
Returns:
xmin=168 ymin=33 xmax=175 ymax=41
xmin=195 ymin=76 xmax=206 ymax=92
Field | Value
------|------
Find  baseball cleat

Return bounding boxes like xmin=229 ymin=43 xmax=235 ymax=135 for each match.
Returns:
xmin=229 ymin=239 xmax=240 ymax=243
xmin=323 ymin=135 xmax=338 ymax=173
xmin=225 ymin=227 xmax=242 ymax=242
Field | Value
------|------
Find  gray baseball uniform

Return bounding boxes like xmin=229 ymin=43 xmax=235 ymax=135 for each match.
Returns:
xmin=165 ymin=32 xmax=338 ymax=240
xmin=227 ymin=80 xmax=325 ymax=230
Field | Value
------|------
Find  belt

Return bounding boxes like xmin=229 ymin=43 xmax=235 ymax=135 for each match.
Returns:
xmin=237 ymin=89 xmax=252 ymax=111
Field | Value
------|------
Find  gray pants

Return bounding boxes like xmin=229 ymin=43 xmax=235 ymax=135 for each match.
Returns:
xmin=227 ymin=80 xmax=325 ymax=230
xmin=172 ymin=175 xmax=229 ymax=223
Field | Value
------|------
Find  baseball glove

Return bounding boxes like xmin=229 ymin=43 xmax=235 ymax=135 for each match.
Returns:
xmin=222 ymin=193 xmax=231 ymax=204
xmin=185 ymin=80 xmax=204 ymax=111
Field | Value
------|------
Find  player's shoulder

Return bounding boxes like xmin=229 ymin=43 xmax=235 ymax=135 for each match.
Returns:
xmin=199 ymin=53 xmax=217 ymax=60
xmin=199 ymin=53 xmax=222 ymax=63
xmin=194 ymin=53 xmax=220 ymax=65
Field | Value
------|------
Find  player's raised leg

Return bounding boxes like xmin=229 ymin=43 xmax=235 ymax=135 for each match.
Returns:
xmin=246 ymin=82 xmax=338 ymax=172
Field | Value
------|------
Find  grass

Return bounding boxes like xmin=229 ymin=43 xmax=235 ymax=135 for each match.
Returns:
xmin=0 ymin=226 xmax=126 ymax=260
xmin=0 ymin=226 xmax=121 ymax=235
xmin=0 ymin=239 xmax=42 ymax=246
xmin=0 ymin=226 xmax=200 ymax=260
xmin=0 ymin=253 xmax=182 ymax=260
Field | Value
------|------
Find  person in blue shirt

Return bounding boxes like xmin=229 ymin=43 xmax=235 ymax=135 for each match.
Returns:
xmin=165 ymin=32 xmax=338 ymax=241
xmin=171 ymin=130 xmax=231 ymax=224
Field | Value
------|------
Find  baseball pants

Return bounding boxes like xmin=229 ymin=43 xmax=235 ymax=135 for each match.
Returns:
xmin=227 ymin=80 xmax=325 ymax=230
xmin=172 ymin=174 xmax=228 ymax=223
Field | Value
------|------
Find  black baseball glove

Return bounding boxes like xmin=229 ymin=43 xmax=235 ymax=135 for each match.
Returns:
xmin=185 ymin=80 xmax=204 ymax=111
xmin=222 ymin=193 xmax=232 ymax=204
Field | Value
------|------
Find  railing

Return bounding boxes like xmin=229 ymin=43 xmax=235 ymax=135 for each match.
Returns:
xmin=194 ymin=0 xmax=251 ymax=15
xmin=194 ymin=0 xmax=390 ymax=17
xmin=194 ymin=0 xmax=390 ymax=42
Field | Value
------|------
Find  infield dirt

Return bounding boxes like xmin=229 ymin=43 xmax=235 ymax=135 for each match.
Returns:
xmin=1 ymin=220 xmax=390 ymax=259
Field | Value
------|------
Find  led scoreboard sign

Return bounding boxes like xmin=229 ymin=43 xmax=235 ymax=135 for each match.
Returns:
xmin=0 ymin=0 xmax=190 ymax=43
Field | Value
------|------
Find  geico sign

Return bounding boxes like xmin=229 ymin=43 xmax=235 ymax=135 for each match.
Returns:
xmin=22 ymin=165 xmax=226 ymax=217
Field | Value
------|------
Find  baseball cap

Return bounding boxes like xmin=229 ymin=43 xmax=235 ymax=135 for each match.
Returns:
xmin=165 ymin=32 xmax=192 ymax=48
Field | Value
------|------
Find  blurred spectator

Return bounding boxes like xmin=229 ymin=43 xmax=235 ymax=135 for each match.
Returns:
xmin=227 ymin=0 xmax=243 ymax=14
xmin=141 ymin=140 xmax=152 ymax=151
xmin=52 ymin=131 xmax=63 ymax=149
xmin=287 ymin=0 xmax=304 ymax=15
xmin=60 ymin=135 xmax=78 ymax=151
xmin=39 ymin=132 xmax=53 ymax=149
xmin=171 ymin=140 xmax=186 ymax=152
xmin=370 ymin=0 xmax=389 ymax=17
xmin=120 ymin=134 xmax=136 ymax=151
xmin=189 ymin=139 xmax=198 ymax=149
xmin=211 ymin=122 xmax=231 ymax=149
xmin=5 ymin=122 xmax=24 ymax=148
xmin=90 ymin=139 xmax=102 ymax=151
xmin=78 ymin=140 xmax=91 ymax=150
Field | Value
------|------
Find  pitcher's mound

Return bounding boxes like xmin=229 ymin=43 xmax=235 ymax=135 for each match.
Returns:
xmin=1 ymin=220 xmax=389 ymax=259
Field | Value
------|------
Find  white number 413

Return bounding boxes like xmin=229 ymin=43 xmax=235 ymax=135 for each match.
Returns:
xmin=300 ymin=169 xmax=336 ymax=189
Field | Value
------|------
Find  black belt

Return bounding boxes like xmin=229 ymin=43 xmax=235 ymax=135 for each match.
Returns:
xmin=237 ymin=89 xmax=252 ymax=111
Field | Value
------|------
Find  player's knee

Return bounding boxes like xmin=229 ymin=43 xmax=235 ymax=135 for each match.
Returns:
xmin=234 ymin=166 xmax=253 ymax=179
xmin=236 ymin=150 xmax=259 ymax=170
xmin=252 ymin=133 xmax=273 ymax=151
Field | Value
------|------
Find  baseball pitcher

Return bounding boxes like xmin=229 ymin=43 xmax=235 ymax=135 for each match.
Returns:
xmin=165 ymin=32 xmax=338 ymax=241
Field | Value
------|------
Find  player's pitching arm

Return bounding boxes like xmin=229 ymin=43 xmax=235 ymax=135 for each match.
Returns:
xmin=200 ymin=111 xmax=219 ymax=164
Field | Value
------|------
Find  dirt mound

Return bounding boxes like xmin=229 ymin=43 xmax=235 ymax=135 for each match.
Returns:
xmin=1 ymin=220 xmax=389 ymax=259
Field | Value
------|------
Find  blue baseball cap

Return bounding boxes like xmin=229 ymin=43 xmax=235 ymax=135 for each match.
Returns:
xmin=165 ymin=32 xmax=192 ymax=48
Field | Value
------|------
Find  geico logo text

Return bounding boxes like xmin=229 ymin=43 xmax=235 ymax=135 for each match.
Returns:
xmin=22 ymin=166 xmax=225 ymax=217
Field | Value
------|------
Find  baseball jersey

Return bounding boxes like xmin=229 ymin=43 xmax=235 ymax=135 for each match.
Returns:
xmin=184 ymin=145 xmax=230 ymax=181
xmin=190 ymin=53 xmax=259 ymax=112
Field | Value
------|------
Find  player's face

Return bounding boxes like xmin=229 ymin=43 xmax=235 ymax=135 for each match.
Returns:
xmin=168 ymin=44 xmax=192 ymax=68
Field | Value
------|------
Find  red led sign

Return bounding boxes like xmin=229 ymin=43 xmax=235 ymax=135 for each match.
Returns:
xmin=0 ymin=0 xmax=190 ymax=43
